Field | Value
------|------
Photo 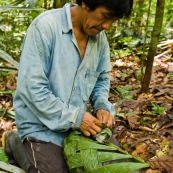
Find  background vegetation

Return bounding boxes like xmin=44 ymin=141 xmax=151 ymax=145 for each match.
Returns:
xmin=0 ymin=1 xmax=173 ymax=172
xmin=1 ymin=0 xmax=173 ymax=61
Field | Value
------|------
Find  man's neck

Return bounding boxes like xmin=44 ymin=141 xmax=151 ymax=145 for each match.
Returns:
xmin=70 ymin=5 xmax=88 ymax=41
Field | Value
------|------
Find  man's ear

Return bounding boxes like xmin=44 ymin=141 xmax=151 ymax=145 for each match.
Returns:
xmin=82 ymin=1 xmax=90 ymax=10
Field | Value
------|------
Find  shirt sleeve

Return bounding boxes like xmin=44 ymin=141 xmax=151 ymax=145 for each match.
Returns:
xmin=16 ymin=23 xmax=82 ymax=132
xmin=89 ymin=40 xmax=115 ymax=116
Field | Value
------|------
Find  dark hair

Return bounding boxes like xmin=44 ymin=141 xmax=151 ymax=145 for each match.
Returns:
xmin=76 ymin=0 xmax=133 ymax=18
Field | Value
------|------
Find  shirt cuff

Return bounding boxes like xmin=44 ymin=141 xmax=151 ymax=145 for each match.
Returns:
xmin=71 ymin=105 xmax=86 ymax=130
xmin=94 ymin=100 xmax=115 ymax=116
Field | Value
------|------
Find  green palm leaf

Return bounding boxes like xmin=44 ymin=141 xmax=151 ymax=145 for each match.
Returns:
xmin=0 ymin=49 xmax=18 ymax=69
xmin=64 ymin=130 xmax=149 ymax=173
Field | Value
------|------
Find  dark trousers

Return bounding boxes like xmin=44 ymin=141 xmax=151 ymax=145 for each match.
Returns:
xmin=23 ymin=138 xmax=69 ymax=173
xmin=23 ymin=136 xmax=118 ymax=173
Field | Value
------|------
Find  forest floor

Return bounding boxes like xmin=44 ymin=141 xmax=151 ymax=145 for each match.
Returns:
xmin=0 ymin=41 xmax=173 ymax=172
xmin=110 ymin=45 xmax=173 ymax=172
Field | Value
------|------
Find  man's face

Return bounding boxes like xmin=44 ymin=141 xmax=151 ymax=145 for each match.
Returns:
xmin=81 ymin=4 xmax=117 ymax=36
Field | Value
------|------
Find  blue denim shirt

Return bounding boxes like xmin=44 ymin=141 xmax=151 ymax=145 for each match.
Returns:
xmin=14 ymin=3 xmax=115 ymax=147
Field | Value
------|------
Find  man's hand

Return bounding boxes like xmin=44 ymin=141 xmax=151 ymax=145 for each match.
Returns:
xmin=96 ymin=109 xmax=114 ymax=129
xmin=79 ymin=112 xmax=103 ymax=137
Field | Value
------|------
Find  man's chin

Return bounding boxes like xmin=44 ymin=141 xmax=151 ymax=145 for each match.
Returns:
xmin=88 ymin=29 xmax=102 ymax=36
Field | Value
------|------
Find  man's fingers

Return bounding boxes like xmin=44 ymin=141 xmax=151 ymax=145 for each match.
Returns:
xmin=91 ymin=123 xmax=102 ymax=133
xmin=88 ymin=128 xmax=97 ymax=136
xmin=82 ymin=130 xmax=90 ymax=136
xmin=107 ymin=119 xmax=112 ymax=128
xmin=97 ymin=113 xmax=109 ymax=124
xmin=94 ymin=120 xmax=103 ymax=127
xmin=79 ymin=124 xmax=91 ymax=136
xmin=106 ymin=116 xmax=115 ymax=129
xmin=96 ymin=109 xmax=110 ymax=124
xmin=106 ymin=116 xmax=113 ymax=128
xmin=102 ymin=115 xmax=109 ymax=124
xmin=79 ymin=112 xmax=104 ymax=136
xmin=97 ymin=112 xmax=103 ymax=121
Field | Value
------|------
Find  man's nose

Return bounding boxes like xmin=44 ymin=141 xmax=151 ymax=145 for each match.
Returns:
xmin=102 ymin=20 xmax=113 ymax=30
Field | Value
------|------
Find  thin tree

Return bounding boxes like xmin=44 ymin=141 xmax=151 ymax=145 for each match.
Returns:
xmin=141 ymin=0 xmax=165 ymax=93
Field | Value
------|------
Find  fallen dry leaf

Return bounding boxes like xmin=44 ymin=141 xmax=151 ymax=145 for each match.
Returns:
xmin=142 ymin=168 xmax=161 ymax=173
xmin=0 ymin=119 xmax=14 ymax=131
xmin=127 ymin=115 xmax=140 ymax=129
xmin=148 ymin=155 xmax=173 ymax=172
xmin=132 ymin=142 xmax=149 ymax=160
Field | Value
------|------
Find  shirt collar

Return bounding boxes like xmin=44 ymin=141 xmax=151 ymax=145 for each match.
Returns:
xmin=61 ymin=3 xmax=74 ymax=33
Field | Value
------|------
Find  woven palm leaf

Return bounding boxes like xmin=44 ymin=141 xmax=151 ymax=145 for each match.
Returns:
xmin=64 ymin=129 xmax=149 ymax=173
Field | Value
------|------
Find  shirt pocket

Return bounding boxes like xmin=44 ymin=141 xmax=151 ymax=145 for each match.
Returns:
xmin=80 ymin=68 xmax=100 ymax=101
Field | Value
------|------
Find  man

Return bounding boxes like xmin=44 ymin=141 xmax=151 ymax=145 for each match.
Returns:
xmin=12 ymin=0 xmax=133 ymax=172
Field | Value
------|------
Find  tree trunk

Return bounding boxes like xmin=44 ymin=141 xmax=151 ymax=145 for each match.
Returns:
xmin=141 ymin=0 xmax=165 ymax=93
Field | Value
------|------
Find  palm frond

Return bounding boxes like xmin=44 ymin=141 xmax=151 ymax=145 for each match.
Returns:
xmin=64 ymin=130 xmax=149 ymax=173
xmin=0 ymin=49 xmax=18 ymax=69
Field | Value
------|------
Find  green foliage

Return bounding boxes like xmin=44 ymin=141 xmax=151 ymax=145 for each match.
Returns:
xmin=0 ymin=108 xmax=16 ymax=119
xmin=106 ymin=0 xmax=173 ymax=60
xmin=0 ymin=0 xmax=44 ymax=61
xmin=64 ymin=131 xmax=149 ymax=173
xmin=161 ymin=1 xmax=173 ymax=39
xmin=151 ymin=103 xmax=165 ymax=115
xmin=0 ymin=10 xmax=29 ymax=60
xmin=0 ymin=0 xmax=44 ymax=98
xmin=0 ymin=148 xmax=8 ymax=163
xmin=126 ymin=112 xmax=135 ymax=116
xmin=0 ymin=69 xmax=17 ymax=97
xmin=122 ymin=143 xmax=129 ymax=150
xmin=146 ymin=103 xmax=165 ymax=116
xmin=112 ymin=85 xmax=133 ymax=101
xmin=0 ymin=49 xmax=19 ymax=68
xmin=0 ymin=49 xmax=18 ymax=97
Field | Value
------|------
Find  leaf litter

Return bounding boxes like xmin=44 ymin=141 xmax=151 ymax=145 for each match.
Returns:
xmin=110 ymin=44 xmax=173 ymax=172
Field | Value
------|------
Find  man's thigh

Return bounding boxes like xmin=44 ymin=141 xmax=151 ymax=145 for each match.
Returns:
xmin=23 ymin=138 xmax=69 ymax=173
